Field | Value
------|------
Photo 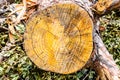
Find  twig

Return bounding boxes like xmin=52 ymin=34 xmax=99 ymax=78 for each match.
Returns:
xmin=83 ymin=74 xmax=89 ymax=80
xmin=16 ymin=0 xmax=26 ymax=24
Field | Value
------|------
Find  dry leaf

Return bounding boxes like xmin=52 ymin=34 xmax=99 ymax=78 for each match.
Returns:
xmin=99 ymin=26 xmax=105 ymax=31
xmin=8 ymin=32 xmax=15 ymax=43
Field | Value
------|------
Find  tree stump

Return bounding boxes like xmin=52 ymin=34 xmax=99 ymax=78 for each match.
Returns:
xmin=24 ymin=0 xmax=120 ymax=79
xmin=24 ymin=3 xmax=93 ymax=74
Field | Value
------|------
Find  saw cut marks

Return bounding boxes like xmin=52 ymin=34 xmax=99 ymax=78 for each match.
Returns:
xmin=24 ymin=3 xmax=93 ymax=74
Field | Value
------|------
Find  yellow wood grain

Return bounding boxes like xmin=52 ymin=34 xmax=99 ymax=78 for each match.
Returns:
xmin=24 ymin=3 xmax=93 ymax=74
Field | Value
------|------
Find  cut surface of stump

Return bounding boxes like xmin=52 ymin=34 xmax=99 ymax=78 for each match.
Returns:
xmin=24 ymin=3 xmax=93 ymax=74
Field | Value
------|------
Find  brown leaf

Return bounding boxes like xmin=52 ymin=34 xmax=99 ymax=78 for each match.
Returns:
xmin=99 ymin=26 xmax=105 ymax=31
xmin=8 ymin=23 xmax=16 ymax=43
xmin=8 ymin=31 xmax=15 ymax=43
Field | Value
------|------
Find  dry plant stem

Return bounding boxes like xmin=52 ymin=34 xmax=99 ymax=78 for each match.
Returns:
xmin=107 ymin=0 xmax=120 ymax=11
xmin=16 ymin=0 xmax=26 ymax=24
xmin=8 ymin=8 xmax=23 ymax=17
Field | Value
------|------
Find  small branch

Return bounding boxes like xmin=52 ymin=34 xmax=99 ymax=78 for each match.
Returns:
xmin=93 ymin=19 xmax=120 ymax=80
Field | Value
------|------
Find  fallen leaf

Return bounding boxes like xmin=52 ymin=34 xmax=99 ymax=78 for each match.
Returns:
xmin=99 ymin=26 xmax=105 ymax=31
xmin=8 ymin=32 xmax=15 ymax=43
